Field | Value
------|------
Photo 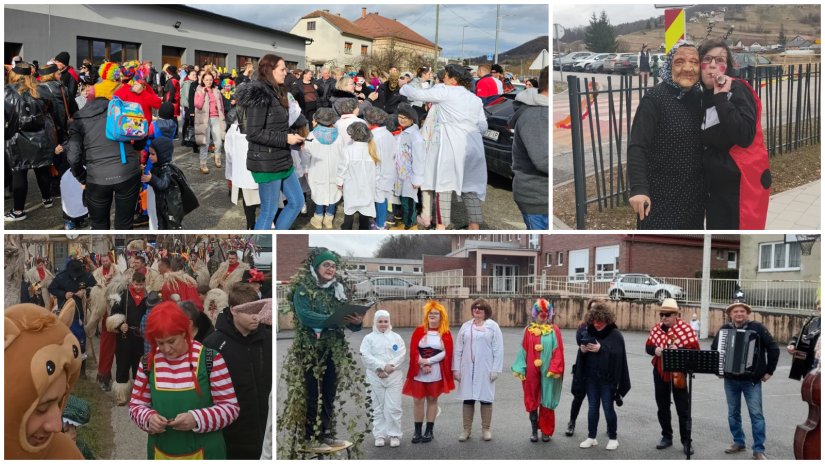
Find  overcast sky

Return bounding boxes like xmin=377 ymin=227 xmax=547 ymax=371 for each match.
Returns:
xmin=553 ymin=4 xmax=661 ymax=31
xmin=190 ymin=3 xmax=548 ymax=58
xmin=308 ymin=234 xmax=393 ymax=258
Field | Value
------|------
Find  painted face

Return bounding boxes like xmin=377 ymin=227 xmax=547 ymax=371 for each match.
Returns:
xmin=592 ymin=319 xmax=607 ymax=330
xmin=155 ymin=333 xmax=188 ymax=359
xmin=700 ymin=46 xmax=729 ymax=89
xmin=316 ymin=260 xmax=337 ymax=282
xmin=375 ymin=316 xmax=390 ymax=333
xmin=272 ymin=59 xmax=287 ymax=85
xmin=26 ymin=373 xmax=66 ymax=447
xmin=428 ymin=310 xmax=441 ymax=327
xmin=729 ymin=306 xmax=749 ymax=324
xmin=671 ymin=46 xmax=700 ymax=90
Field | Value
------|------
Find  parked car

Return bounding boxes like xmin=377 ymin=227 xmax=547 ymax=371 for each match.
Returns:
xmin=607 ymin=273 xmax=685 ymax=302
xmin=241 ymin=234 xmax=272 ymax=297
xmin=591 ymin=53 xmax=617 ymax=73
xmin=481 ymin=89 xmax=520 ymax=178
xmin=355 ymin=277 xmax=435 ymax=299
xmin=730 ymin=52 xmax=781 ymax=78
xmin=604 ymin=53 xmax=637 ymax=74
xmin=559 ymin=51 xmax=594 ymax=70
xmin=614 ymin=54 xmax=639 ymax=75
xmin=575 ymin=53 xmax=613 ymax=72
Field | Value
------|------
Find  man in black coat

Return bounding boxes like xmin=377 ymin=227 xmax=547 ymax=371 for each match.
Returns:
xmin=203 ymin=283 xmax=272 ymax=459
xmin=315 ymin=67 xmax=337 ymax=108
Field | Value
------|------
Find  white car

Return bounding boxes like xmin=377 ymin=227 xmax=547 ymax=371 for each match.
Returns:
xmin=608 ymin=273 xmax=685 ymax=302
xmin=355 ymin=277 xmax=434 ymax=300
xmin=575 ymin=53 xmax=613 ymax=72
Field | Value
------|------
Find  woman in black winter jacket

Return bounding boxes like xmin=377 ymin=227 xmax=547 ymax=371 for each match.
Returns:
xmin=65 ymin=77 xmax=141 ymax=230
xmin=4 ymin=62 xmax=56 ymax=222
xmin=38 ymin=63 xmax=78 ymax=197
xmin=235 ymin=54 xmax=305 ymax=230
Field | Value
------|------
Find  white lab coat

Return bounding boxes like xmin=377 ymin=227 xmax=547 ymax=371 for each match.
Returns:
xmin=360 ymin=325 xmax=407 ymax=439
xmin=399 ymin=84 xmax=488 ymax=200
xmin=334 ymin=114 xmax=367 ymax=146
xmin=303 ymin=129 xmax=344 ymax=206
xmin=371 ymin=126 xmax=397 ymax=203
xmin=453 ymin=319 xmax=504 ymax=403
xmin=393 ymin=124 xmax=425 ymax=199
xmin=225 ymin=122 xmax=261 ymax=206
xmin=336 ymin=141 xmax=377 ymax=217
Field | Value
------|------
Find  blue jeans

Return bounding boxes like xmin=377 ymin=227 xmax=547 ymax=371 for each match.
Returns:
xmin=522 ymin=213 xmax=549 ymax=230
xmin=254 ymin=171 xmax=304 ymax=230
xmin=374 ymin=200 xmax=388 ymax=228
xmin=586 ymin=380 xmax=617 ymax=439
xmin=314 ymin=203 xmax=337 ymax=216
xmin=724 ymin=378 xmax=765 ymax=453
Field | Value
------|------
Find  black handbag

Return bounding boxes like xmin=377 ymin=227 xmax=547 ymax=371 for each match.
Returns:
xmin=182 ymin=125 xmax=196 ymax=147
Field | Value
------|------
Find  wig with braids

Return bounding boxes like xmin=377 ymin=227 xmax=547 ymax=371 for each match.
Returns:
xmin=421 ymin=300 xmax=450 ymax=335
xmin=140 ymin=302 xmax=203 ymax=398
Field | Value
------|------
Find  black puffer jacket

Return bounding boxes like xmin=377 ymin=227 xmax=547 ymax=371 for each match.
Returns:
xmin=65 ymin=97 xmax=141 ymax=185
xmin=203 ymin=311 xmax=272 ymax=459
xmin=315 ymin=76 xmax=337 ymax=107
xmin=235 ymin=79 xmax=292 ymax=174
xmin=4 ymin=84 xmax=56 ymax=171
xmin=38 ymin=80 xmax=77 ymax=144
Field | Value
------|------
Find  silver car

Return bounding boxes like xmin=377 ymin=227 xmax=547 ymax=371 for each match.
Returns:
xmin=355 ymin=277 xmax=434 ymax=299
xmin=608 ymin=273 xmax=684 ymax=302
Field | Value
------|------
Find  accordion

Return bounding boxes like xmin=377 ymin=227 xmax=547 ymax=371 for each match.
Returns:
xmin=717 ymin=328 xmax=759 ymax=376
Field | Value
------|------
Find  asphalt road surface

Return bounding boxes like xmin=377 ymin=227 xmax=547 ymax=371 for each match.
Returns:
xmin=6 ymin=141 xmax=526 ymax=230
xmin=277 ymin=326 xmax=806 ymax=460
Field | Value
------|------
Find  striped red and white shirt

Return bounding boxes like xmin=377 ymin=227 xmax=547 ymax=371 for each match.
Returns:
xmin=129 ymin=341 xmax=240 ymax=433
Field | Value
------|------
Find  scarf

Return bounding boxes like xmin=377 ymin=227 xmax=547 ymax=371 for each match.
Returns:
xmin=309 ymin=265 xmax=347 ymax=302
xmin=129 ymin=286 xmax=146 ymax=307
xmin=312 ymin=125 xmax=338 ymax=145
xmin=647 ymin=318 xmax=699 ymax=380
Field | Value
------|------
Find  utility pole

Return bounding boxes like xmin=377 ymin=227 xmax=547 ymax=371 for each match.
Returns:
xmin=433 ymin=4 xmax=440 ymax=70
xmin=494 ymin=5 xmax=500 ymax=64
xmin=700 ymin=234 xmax=711 ymax=339
xmin=461 ymin=25 xmax=469 ymax=65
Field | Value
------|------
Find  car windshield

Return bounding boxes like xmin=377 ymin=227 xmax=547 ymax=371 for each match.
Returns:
xmin=647 ymin=276 xmax=662 ymax=284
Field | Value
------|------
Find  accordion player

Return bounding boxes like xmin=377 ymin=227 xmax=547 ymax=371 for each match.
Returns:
xmin=716 ymin=328 xmax=759 ymax=376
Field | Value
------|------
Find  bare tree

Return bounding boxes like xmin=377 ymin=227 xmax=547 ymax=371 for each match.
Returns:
xmin=374 ymin=235 xmax=452 ymax=259
xmin=5 ymin=235 xmax=24 ymax=306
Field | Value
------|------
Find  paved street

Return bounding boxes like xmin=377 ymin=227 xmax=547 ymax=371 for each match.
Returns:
xmin=6 ymin=140 xmax=525 ymax=231
xmin=766 ymin=180 xmax=821 ymax=230
xmin=277 ymin=326 xmax=807 ymax=460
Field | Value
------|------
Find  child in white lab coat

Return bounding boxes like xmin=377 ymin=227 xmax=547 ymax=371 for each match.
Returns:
xmin=360 ymin=309 xmax=407 ymax=448
xmin=393 ymin=104 xmax=425 ymax=230
xmin=303 ymin=108 xmax=343 ymax=229
xmin=362 ymin=106 xmax=397 ymax=230
xmin=336 ymin=122 xmax=379 ymax=230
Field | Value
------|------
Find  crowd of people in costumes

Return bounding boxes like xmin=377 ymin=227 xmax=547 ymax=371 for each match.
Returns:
xmin=628 ymin=39 xmax=770 ymax=230
xmin=6 ymin=50 xmax=547 ymax=231
xmin=9 ymin=237 xmax=273 ymax=459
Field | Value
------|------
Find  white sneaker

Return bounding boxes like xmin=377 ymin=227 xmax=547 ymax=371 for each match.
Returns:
xmin=606 ymin=439 xmax=619 ymax=450
xmin=375 ymin=437 xmax=385 ymax=447
xmin=389 ymin=437 xmax=400 ymax=448
xmin=580 ymin=437 xmax=598 ymax=448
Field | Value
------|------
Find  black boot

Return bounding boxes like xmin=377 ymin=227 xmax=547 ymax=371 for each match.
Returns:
xmin=529 ymin=411 xmax=539 ymax=442
xmin=565 ymin=420 xmax=575 ymax=437
xmin=422 ymin=422 xmax=434 ymax=443
xmin=411 ymin=422 xmax=423 ymax=443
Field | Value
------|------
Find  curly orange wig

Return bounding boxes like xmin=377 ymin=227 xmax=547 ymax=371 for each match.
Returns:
xmin=420 ymin=300 xmax=449 ymax=335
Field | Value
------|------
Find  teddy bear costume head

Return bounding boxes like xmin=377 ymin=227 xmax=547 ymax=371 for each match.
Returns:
xmin=5 ymin=301 xmax=84 ymax=459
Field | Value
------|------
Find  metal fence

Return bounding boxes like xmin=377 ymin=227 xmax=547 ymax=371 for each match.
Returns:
xmin=567 ymin=63 xmax=822 ymax=229
xmin=277 ymin=274 xmax=820 ymax=314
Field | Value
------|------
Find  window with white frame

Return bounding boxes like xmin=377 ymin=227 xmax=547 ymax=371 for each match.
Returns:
xmin=727 ymin=251 xmax=738 ymax=269
xmin=378 ymin=265 xmax=402 ymax=273
xmin=568 ymin=249 xmax=588 ymax=281
xmin=557 ymin=252 xmax=564 ymax=266
xmin=413 ymin=267 xmax=422 ymax=273
xmin=758 ymin=242 xmax=801 ymax=271
xmin=352 ymin=264 xmax=366 ymax=271
xmin=595 ymin=245 xmax=619 ymax=281
xmin=545 ymin=252 xmax=552 ymax=267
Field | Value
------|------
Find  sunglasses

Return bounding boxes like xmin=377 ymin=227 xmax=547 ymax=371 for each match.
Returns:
xmin=659 ymin=312 xmax=673 ymax=319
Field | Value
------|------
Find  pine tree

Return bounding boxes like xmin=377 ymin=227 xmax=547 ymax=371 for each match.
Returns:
xmin=778 ymin=23 xmax=787 ymax=46
xmin=584 ymin=11 xmax=618 ymax=53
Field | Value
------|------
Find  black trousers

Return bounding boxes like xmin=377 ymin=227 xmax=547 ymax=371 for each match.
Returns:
xmin=305 ymin=353 xmax=337 ymax=439
xmin=653 ymin=367 xmax=691 ymax=442
xmin=341 ymin=212 xmax=372 ymax=230
xmin=115 ymin=333 xmax=144 ymax=383
xmin=12 ymin=166 xmax=52 ymax=211
xmin=84 ymin=175 xmax=140 ymax=229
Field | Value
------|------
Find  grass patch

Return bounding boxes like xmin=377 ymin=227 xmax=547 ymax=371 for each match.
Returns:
xmin=72 ymin=372 xmax=115 ymax=459
xmin=554 ymin=142 xmax=821 ymax=229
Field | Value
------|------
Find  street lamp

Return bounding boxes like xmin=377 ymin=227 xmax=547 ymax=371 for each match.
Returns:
xmin=461 ymin=25 xmax=469 ymax=65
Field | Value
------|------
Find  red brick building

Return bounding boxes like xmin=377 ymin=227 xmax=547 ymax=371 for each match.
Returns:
xmin=539 ymin=234 xmax=740 ymax=281
xmin=275 ymin=235 xmax=309 ymax=282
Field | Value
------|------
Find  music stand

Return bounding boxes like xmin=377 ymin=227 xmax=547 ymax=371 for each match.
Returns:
xmin=663 ymin=349 xmax=720 ymax=460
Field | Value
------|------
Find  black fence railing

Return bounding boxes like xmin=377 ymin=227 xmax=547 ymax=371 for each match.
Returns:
xmin=568 ymin=63 xmax=821 ymax=229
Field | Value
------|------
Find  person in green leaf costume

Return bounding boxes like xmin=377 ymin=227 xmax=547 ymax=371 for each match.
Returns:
xmin=278 ymin=248 xmax=371 ymax=458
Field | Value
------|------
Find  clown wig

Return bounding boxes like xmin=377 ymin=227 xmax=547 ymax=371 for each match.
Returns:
xmin=531 ymin=298 xmax=554 ymax=322
xmin=420 ymin=300 xmax=450 ymax=335
xmin=140 ymin=302 xmax=203 ymax=397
